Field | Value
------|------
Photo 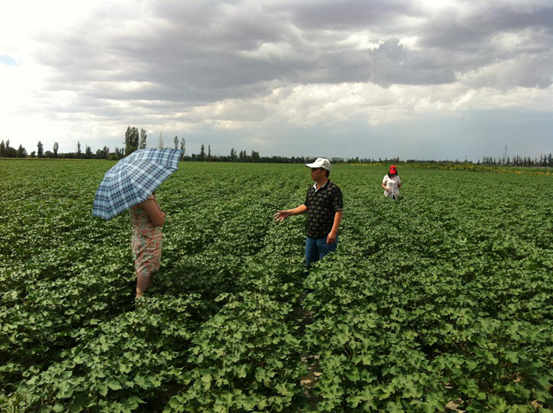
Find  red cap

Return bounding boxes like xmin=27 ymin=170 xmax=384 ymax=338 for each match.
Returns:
xmin=390 ymin=165 xmax=397 ymax=174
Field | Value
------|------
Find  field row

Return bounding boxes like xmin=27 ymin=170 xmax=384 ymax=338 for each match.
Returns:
xmin=1 ymin=160 xmax=553 ymax=412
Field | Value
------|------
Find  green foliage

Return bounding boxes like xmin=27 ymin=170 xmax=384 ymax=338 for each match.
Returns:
xmin=165 ymin=293 xmax=305 ymax=412
xmin=302 ymin=167 xmax=553 ymax=411
xmin=1 ymin=161 xmax=552 ymax=412
xmin=125 ymin=127 xmax=140 ymax=155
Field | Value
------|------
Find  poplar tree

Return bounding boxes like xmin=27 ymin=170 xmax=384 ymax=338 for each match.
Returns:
xmin=179 ymin=137 xmax=186 ymax=160
xmin=125 ymin=126 xmax=139 ymax=155
xmin=139 ymin=129 xmax=147 ymax=149
xmin=17 ymin=144 xmax=27 ymax=158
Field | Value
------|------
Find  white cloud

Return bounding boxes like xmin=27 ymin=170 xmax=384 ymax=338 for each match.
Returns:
xmin=1 ymin=0 xmax=551 ymax=159
xmin=461 ymin=55 xmax=553 ymax=90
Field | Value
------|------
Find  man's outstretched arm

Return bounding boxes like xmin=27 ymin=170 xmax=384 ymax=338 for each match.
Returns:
xmin=274 ymin=204 xmax=309 ymax=221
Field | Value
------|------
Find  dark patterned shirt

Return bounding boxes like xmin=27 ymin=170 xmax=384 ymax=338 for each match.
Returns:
xmin=304 ymin=180 xmax=343 ymax=239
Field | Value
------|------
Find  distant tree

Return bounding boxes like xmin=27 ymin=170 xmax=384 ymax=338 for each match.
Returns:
xmin=44 ymin=150 xmax=53 ymax=158
xmin=4 ymin=142 xmax=17 ymax=158
xmin=17 ymin=144 xmax=27 ymax=158
xmin=77 ymin=142 xmax=82 ymax=158
xmin=174 ymin=135 xmax=179 ymax=150
xmin=230 ymin=148 xmax=236 ymax=161
xmin=200 ymin=144 xmax=205 ymax=161
xmin=208 ymin=145 xmax=211 ymax=161
xmin=125 ymin=126 xmax=140 ymax=155
xmin=37 ymin=141 xmax=44 ymax=158
xmin=53 ymin=142 xmax=59 ymax=158
xmin=85 ymin=145 xmax=92 ymax=159
xmin=96 ymin=146 xmax=109 ymax=159
xmin=110 ymin=147 xmax=122 ymax=160
xmin=179 ymin=137 xmax=185 ymax=160
xmin=0 ymin=140 xmax=4 ymax=157
xmin=251 ymin=150 xmax=260 ymax=162
xmin=30 ymin=151 xmax=36 ymax=158
xmin=158 ymin=133 xmax=164 ymax=149
xmin=139 ymin=129 xmax=147 ymax=149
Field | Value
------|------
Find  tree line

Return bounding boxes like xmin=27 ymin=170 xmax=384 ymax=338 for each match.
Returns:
xmin=2 ymin=127 xmax=553 ymax=167
xmin=479 ymin=155 xmax=553 ymax=168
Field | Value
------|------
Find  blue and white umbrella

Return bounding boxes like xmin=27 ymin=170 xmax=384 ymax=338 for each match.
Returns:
xmin=93 ymin=148 xmax=182 ymax=220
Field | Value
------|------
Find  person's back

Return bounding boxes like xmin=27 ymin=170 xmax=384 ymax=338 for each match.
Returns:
xmin=130 ymin=198 xmax=162 ymax=237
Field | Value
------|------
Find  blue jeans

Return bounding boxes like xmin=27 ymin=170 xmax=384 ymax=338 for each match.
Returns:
xmin=305 ymin=235 xmax=338 ymax=269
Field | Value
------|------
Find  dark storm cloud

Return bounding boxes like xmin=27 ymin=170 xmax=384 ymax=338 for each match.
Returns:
xmin=35 ymin=2 xmax=306 ymax=106
xmin=420 ymin=3 xmax=553 ymax=51
xmin=286 ymin=0 xmax=418 ymax=29
xmin=29 ymin=0 xmax=553 ymax=118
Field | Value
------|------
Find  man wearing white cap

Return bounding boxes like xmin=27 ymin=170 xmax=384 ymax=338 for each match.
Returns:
xmin=274 ymin=158 xmax=344 ymax=269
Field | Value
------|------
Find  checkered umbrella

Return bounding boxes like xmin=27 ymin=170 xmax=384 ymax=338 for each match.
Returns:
xmin=93 ymin=148 xmax=182 ymax=220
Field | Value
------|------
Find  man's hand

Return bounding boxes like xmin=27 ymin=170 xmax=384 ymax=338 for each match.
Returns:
xmin=275 ymin=205 xmax=308 ymax=222
xmin=274 ymin=210 xmax=290 ymax=222
xmin=327 ymin=230 xmax=338 ymax=245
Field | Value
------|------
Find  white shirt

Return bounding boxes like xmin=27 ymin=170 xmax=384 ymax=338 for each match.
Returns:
xmin=383 ymin=175 xmax=401 ymax=197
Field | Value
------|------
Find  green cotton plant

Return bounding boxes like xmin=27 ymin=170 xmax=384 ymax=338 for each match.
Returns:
xmin=8 ymin=295 xmax=208 ymax=412
xmin=2 ymin=161 xmax=553 ymax=412
xmin=0 ymin=248 xmax=134 ymax=394
xmin=164 ymin=293 xmax=306 ymax=413
xmin=300 ymin=168 xmax=553 ymax=411
xmin=429 ymin=317 xmax=553 ymax=409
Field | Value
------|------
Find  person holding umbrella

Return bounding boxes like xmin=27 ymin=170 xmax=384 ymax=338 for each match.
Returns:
xmin=129 ymin=192 xmax=165 ymax=298
xmin=93 ymin=148 xmax=182 ymax=299
xmin=382 ymin=165 xmax=401 ymax=200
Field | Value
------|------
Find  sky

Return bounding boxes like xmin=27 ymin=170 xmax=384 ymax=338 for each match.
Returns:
xmin=1 ymin=0 xmax=552 ymax=161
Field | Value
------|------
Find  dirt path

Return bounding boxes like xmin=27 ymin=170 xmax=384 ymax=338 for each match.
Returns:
xmin=299 ymin=308 xmax=322 ymax=411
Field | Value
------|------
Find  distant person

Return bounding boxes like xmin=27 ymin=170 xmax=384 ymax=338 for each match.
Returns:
xmin=382 ymin=165 xmax=401 ymax=200
xmin=274 ymin=158 xmax=343 ymax=269
xmin=129 ymin=192 xmax=166 ymax=299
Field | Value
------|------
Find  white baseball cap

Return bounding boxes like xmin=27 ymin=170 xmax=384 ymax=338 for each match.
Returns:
xmin=305 ymin=158 xmax=332 ymax=172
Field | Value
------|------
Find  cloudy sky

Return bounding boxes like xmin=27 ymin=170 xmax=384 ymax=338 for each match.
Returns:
xmin=1 ymin=0 xmax=552 ymax=161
